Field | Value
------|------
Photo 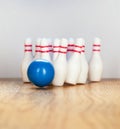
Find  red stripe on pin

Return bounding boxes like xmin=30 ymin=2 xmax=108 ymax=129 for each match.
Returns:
xmin=35 ymin=50 xmax=52 ymax=53
xmin=53 ymin=50 xmax=66 ymax=54
xmin=67 ymin=49 xmax=73 ymax=52
xmin=81 ymin=50 xmax=85 ymax=53
xmin=24 ymin=44 xmax=32 ymax=47
xmin=49 ymin=50 xmax=53 ymax=52
xmin=93 ymin=49 xmax=100 ymax=51
xmin=58 ymin=51 xmax=66 ymax=54
xmin=72 ymin=50 xmax=81 ymax=53
xmin=25 ymin=49 xmax=32 ymax=52
xmin=74 ymin=45 xmax=82 ymax=48
xmin=53 ymin=46 xmax=60 ymax=48
xmin=40 ymin=50 xmax=51 ymax=53
xmin=35 ymin=50 xmax=41 ymax=52
xmin=53 ymin=46 xmax=67 ymax=49
xmin=93 ymin=44 xmax=101 ymax=47
xmin=35 ymin=45 xmax=41 ymax=47
xmin=48 ymin=45 xmax=52 ymax=47
xmin=68 ymin=44 xmax=74 ymax=47
xmin=40 ymin=45 xmax=50 ymax=48
xmin=67 ymin=49 xmax=81 ymax=53
xmin=59 ymin=46 xmax=67 ymax=49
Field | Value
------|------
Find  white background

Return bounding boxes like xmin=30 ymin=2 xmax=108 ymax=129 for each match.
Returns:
xmin=0 ymin=0 xmax=120 ymax=78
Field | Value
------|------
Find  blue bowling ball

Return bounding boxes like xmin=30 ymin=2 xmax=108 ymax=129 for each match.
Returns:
xmin=27 ymin=59 xmax=55 ymax=87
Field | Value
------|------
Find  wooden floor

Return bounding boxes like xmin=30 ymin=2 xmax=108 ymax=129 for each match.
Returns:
xmin=0 ymin=79 xmax=120 ymax=129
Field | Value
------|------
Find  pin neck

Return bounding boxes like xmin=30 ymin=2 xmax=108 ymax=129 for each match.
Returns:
xmin=53 ymin=45 xmax=60 ymax=53
xmin=53 ymin=45 xmax=60 ymax=54
xmin=93 ymin=43 xmax=101 ymax=52
xmin=56 ymin=45 xmax=67 ymax=60
xmin=72 ymin=45 xmax=81 ymax=54
xmin=59 ymin=45 xmax=67 ymax=54
xmin=24 ymin=44 xmax=32 ymax=53
xmin=67 ymin=44 xmax=74 ymax=52
xmin=40 ymin=45 xmax=52 ymax=53
xmin=40 ymin=45 xmax=51 ymax=61
xmin=49 ymin=45 xmax=53 ymax=52
xmin=35 ymin=45 xmax=41 ymax=53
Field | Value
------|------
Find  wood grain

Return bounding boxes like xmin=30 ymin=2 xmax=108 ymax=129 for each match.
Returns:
xmin=0 ymin=79 xmax=120 ymax=129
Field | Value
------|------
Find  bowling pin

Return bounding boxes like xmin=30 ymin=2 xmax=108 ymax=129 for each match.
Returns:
xmin=65 ymin=38 xmax=81 ymax=85
xmin=89 ymin=38 xmax=103 ymax=81
xmin=41 ymin=38 xmax=52 ymax=62
xmin=67 ymin=38 xmax=74 ymax=60
xmin=52 ymin=38 xmax=68 ymax=86
xmin=77 ymin=38 xmax=88 ymax=84
xmin=52 ymin=38 xmax=60 ymax=61
xmin=21 ymin=38 xmax=33 ymax=82
xmin=34 ymin=38 xmax=41 ymax=60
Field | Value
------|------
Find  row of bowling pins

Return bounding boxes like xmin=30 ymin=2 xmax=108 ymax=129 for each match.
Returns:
xmin=21 ymin=37 xmax=103 ymax=86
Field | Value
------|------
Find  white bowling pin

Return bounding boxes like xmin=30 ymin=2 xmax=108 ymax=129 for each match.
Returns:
xmin=77 ymin=38 xmax=88 ymax=84
xmin=89 ymin=38 xmax=103 ymax=81
xmin=52 ymin=38 xmax=60 ymax=61
xmin=65 ymin=38 xmax=82 ymax=85
xmin=67 ymin=38 xmax=74 ymax=60
xmin=52 ymin=38 xmax=68 ymax=86
xmin=21 ymin=38 xmax=33 ymax=82
xmin=41 ymin=38 xmax=52 ymax=62
xmin=34 ymin=38 xmax=41 ymax=60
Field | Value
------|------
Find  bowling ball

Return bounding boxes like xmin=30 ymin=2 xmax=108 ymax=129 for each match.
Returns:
xmin=27 ymin=59 xmax=55 ymax=87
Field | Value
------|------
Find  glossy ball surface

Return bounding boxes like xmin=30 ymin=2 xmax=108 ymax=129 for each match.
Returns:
xmin=27 ymin=59 xmax=54 ymax=87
